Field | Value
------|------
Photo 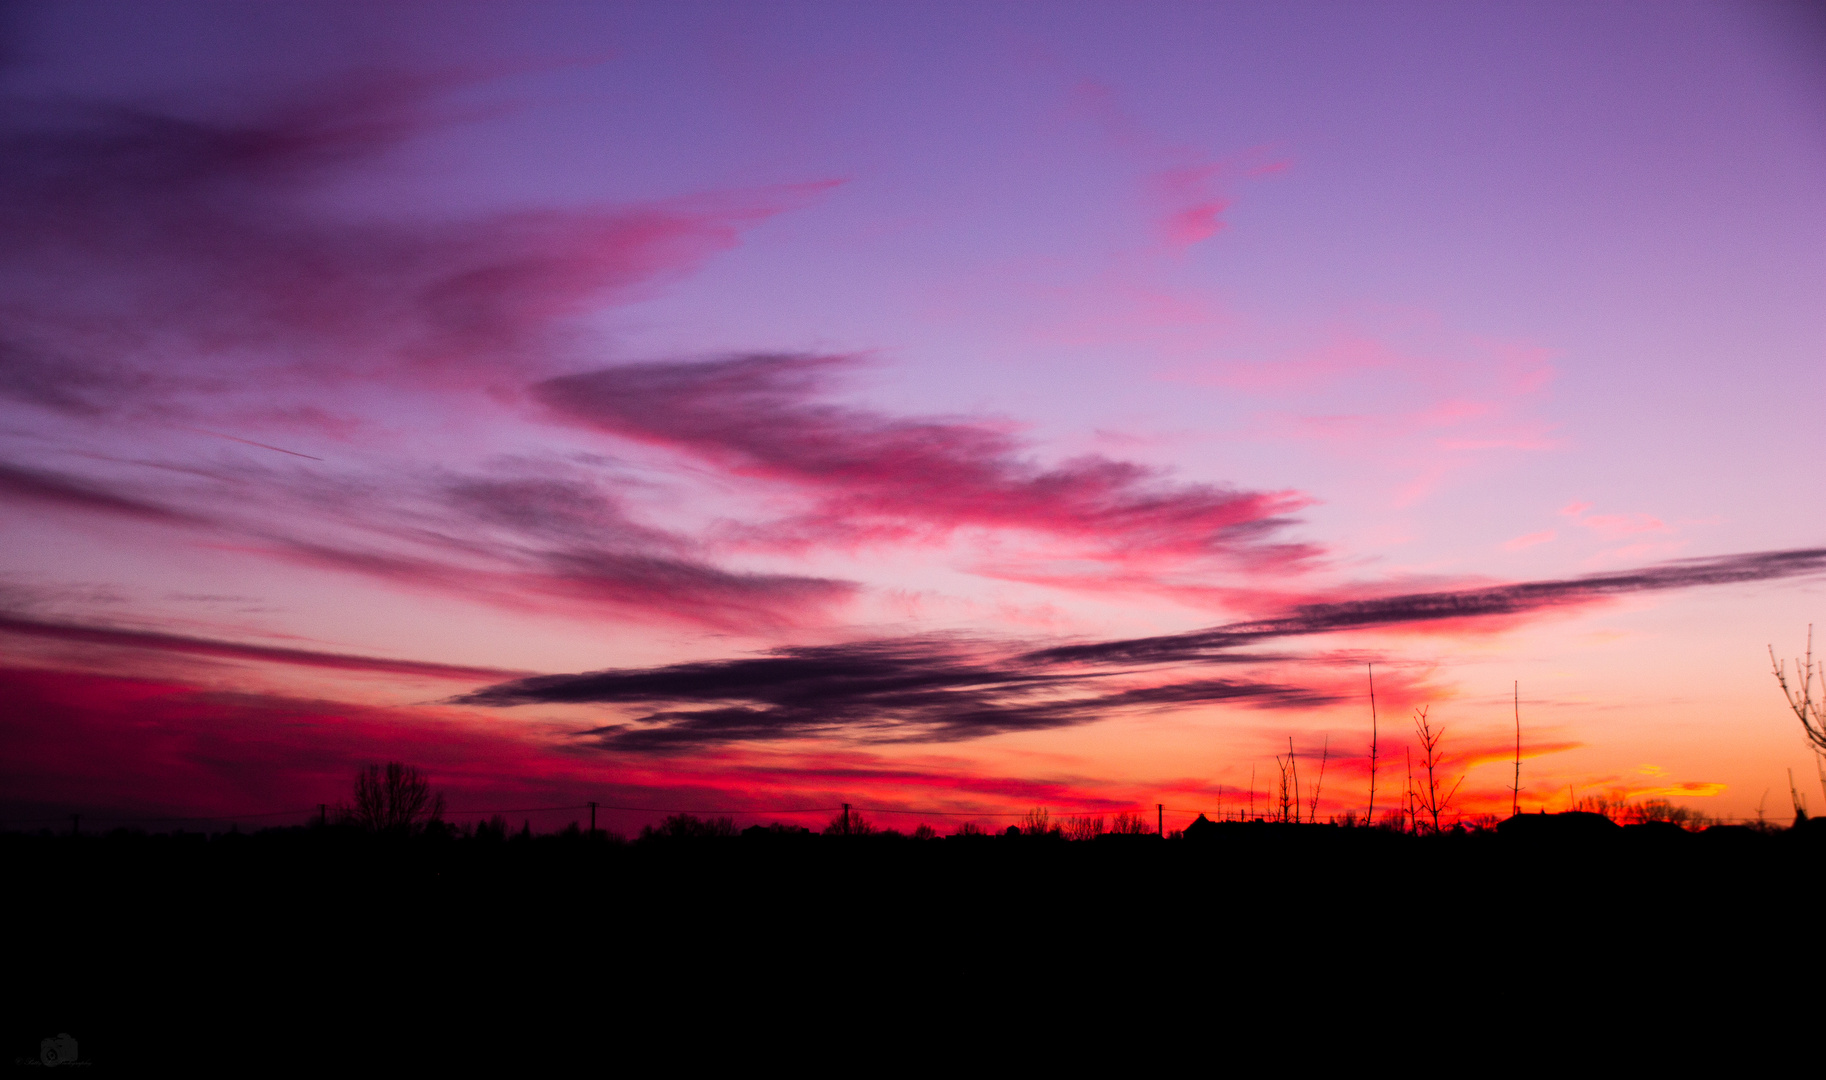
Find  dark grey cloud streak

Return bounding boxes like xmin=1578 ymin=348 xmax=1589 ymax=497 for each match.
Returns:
xmin=0 ymin=461 xmax=203 ymax=524
xmin=463 ymin=636 xmax=1325 ymax=750
xmin=0 ymin=452 xmax=857 ymax=632
xmin=1024 ymin=547 xmax=1826 ymax=665
xmin=0 ymin=611 xmax=523 ymax=680
xmin=463 ymin=546 xmax=1826 ymax=751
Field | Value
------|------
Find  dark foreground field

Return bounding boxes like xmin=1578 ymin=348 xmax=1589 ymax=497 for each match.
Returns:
xmin=10 ymin=815 xmax=1822 ymax=1066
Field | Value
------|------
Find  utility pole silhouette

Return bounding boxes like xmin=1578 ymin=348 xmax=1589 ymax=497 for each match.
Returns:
xmin=1405 ymin=747 xmax=1415 ymax=833
xmin=1310 ymin=734 xmax=1329 ymax=824
xmin=1366 ymin=663 xmax=1379 ymax=828
xmin=588 ymin=801 xmax=598 ymax=837
xmin=319 ymin=803 xmax=327 ymax=828
xmin=71 ymin=813 xmax=79 ymax=837
xmin=1288 ymin=737 xmax=1300 ymax=823
xmin=1511 ymin=681 xmax=1522 ymax=818
xmin=1157 ymin=803 xmax=1163 ymax=837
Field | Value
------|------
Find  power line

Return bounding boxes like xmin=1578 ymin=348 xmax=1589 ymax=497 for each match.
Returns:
xmin=0 ymin=807 xmax=320 ymax=824
xmin=439 ymin=804 xmax=592 ymax=816
xmin=4 ymin=801 xmax=1780 ymax=829
xmin=851 ymin=805 xmax=1131 ymax=818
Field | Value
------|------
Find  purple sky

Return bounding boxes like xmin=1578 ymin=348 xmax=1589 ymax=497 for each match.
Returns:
xmin=2 ymin=2 xmax=1822 ymax=830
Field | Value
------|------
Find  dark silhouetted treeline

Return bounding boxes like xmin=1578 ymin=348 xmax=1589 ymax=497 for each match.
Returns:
xmin=11 ymin=810 xmax=1821 ymax=1068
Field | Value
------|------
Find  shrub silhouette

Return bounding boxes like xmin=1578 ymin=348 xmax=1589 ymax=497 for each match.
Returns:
xmin=1591 ymin=797 xmax=1713 ymax=830
xmin=1625 ymin=799 xmax=1704 ymax=828
xmin=640 ymin=814 xmax=736 ymax=840
xmin=742 ymin=822 xmax=812 ymax=839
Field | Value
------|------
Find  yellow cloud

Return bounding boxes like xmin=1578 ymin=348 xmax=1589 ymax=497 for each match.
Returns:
xmin=1632 ymin=781 xmax=1726 ymax=799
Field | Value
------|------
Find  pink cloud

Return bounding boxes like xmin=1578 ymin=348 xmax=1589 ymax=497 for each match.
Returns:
xmin=1154 ymin=163 xmax=1232 ymax=249
xmin=1559 ymin=501 xmax=1593 ymax=517
xmin=1177 ymin=323 xmax=1563 ymax=509
xmin=1423 ymin=399 xmax=1501 ymax=427
xmin=1502 ymin=529 xmax=1556 ymax=551
xmin=1581 ymin=513 xmax=1671 ymax=539
xmin=1162 ymin=200 xmax=1230 ymax=246
xmin=539 ymin=354 xmax=1320 ymax=575
xmin=1586 ymin=540 xmax=1687 ymax=565
xmin=1189 ymin=334 xmax=1406 ymax=393
xmin=1013 ymin=275 xmax=1234 ymax=357
xmin=1066 ymin=79 xmax=1286 ymax=255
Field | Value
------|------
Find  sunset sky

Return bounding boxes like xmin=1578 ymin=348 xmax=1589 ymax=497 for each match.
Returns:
xmin=3 ymin=1 xmax=1823 ymax=833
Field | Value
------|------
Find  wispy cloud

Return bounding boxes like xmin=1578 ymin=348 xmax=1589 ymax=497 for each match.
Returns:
xmin=0 ymin=80 xmax=826 ymax=421
xmin=1175 ymin=323 xmax=1562 ymax=508
xmin=1502 ymin=529 xmax=1556 ymax=551
xmin=1066 ymin=77 xmax=1287 ymax=255
xmin=0 ymin=451 xmax=858 ymax=631
xmin=245 ymin=461 xmax=862 ymax=631
xmin=0 ymin=461 xmax=204 ymax=525
xmin=1580 ymin=513 xmax=1671 ymax=539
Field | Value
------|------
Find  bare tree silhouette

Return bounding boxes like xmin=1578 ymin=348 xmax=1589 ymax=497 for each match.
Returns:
xmin=1107 ymin=811 xmax=1153 ymax=835
xmin=1409 ymin=707 xmax=1463 ymax=834
xmin=1275 ymin=743 xmax=1295 ymax=823
xmin=1020 ymin=807 xmax=1061 ymax=838
xmin=344 ymin=762 xmax=444 ymax=833
xmin=824 ymin=804 xmax=874 ymax=836
xmin=1770 ymin=625 xmax=1826 ymax=805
